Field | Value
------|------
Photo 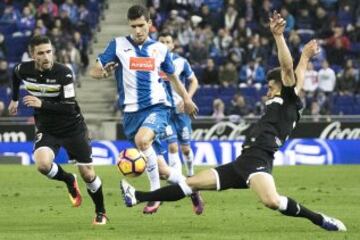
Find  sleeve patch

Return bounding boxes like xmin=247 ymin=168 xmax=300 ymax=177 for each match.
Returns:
xmin=63 ymin=83 xmax=75 ymax=98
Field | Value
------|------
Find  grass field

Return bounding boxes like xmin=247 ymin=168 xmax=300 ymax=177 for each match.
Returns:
xmin=0 ymin=165 xmax=359 ymax=240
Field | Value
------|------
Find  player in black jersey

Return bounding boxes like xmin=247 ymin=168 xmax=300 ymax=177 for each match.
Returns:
xmin=120 ymin=12 xmax=346 ymax=231
xmin=8 ymin=36 xmax=107 ymax=225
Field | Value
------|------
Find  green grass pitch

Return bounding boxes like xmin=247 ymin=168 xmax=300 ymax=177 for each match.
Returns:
xmin=0 ymin=165 xmax=359 ymax=240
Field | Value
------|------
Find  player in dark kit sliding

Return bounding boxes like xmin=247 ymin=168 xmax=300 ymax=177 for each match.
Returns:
xmin=120 ymin=12 xmax=346 ymax=231
xmin=8 ymin=36 xmax=107 ymax=225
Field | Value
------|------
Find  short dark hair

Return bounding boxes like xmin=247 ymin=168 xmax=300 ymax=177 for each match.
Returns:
xmin=29 ymin=35 xmax=51 ymax=52
xmin=127 ymin=5 xmax=150 ymax=21
xmin=158 ymin=32 xmax=174 ymax=39
xmin=266 ymin=67 xmax=282 ymax=84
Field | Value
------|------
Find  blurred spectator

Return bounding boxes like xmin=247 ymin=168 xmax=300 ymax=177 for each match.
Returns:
xmin=35 ymin=19 xmax=47 ymax=35
xmin=302 ymin=62 xmax=319 ymax=94
xmin=213 ymin=28 xmax=233 ymax=56
xmin=326 ymin=38 xmax=347 ymax=66
xmin=59 ymin=9 xmax=74 ymax=36
xmin=177 ymin=20 xmax=194 ymax=47
xmin=37 ymin=0 xmax=59 ymax=18
xmin=73 ymin=31 xmax=89 ymax=74
xmin=60 ymin=0 xmax=78 ymax=24
xmin=163 ymin=10 xmax=185 ymax=35
xmin=318 ymin=60 xmax=336 ymax=93
xmin=313 ymin=6 xmax=332 ymax=38
xmin=0 ymin=101 xmax=9 ymax=117
xmin=202 ymin=58 xmax=220 ymax=85
xmin=199 ymin=4 xmax=219 ymax=31
xmin=226 ymin=93 xmax=252 ymax=116
xmin=189 ymin=39 xmax=208 ymax=66
xmin=211 ymin=98 xmax=225 ymax=122
xmin=219 ymin=61 xmax=237 ymax=87
xmin=296 ymin=8 xmax=313 ymax=29
xmin=239 ymin=59 xmax=266 ymax=87
xmin=325 ymin=26 xmax=351 ymax=50
xmin=0 ymin=59 xmax=10 ymax=88
xmin=65 ymin=42 xmax=81 ymax=85
xmin=17 ymin=6 xmax=36 ymax=33
xmin=280 ymin=7 xmax=295 ymax=33
xmin=76 ymin=4 xmax=91 ymax=37
xmin=336 ymin=62 xmax=358 ymax=95
xmin=0 ymin=4 xmax=21 ymax=23
xmin=228 ymin=40 xmax=245 ymax=68
xmin=233 ymin=18 xmax=252 ymax=45
xmin=223 ymin=4 xmax=238 ymax=31
xmin=0 ymin=34 xmax=6 ymax=59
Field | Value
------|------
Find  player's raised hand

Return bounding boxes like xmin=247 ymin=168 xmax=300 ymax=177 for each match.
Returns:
xmin=269 ymin=11 xmax=286 ymax=36
xmin=23 ymin=95 xmax=42 ymax=108
xmin=8 ymin=100 xmax=19 ymax=115
xmin=302 ymin=39 xmax=321 ymax=59
xmin=184 ymin=98 xmax=198 ymax=119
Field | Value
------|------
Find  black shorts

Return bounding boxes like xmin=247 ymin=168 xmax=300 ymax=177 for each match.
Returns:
xmin=214 ymin=147 xmax=274 ymax=190
xmin=34 ymin=130 xmax=92 ymax=164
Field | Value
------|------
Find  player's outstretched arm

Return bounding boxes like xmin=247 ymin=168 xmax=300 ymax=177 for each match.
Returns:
xmin=270 ymin=11 xmax=295 ymax=87
xmin=295 ymin=40 xmax=320 ymax=92
xmin=89 ymin=61 xmax=118 ymax=79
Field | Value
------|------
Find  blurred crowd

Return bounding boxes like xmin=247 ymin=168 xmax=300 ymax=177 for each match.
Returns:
xmin=0 ymin=0 xmax=105 ymax=117
xmin=147 ymin=0 xmax=360 ymax=118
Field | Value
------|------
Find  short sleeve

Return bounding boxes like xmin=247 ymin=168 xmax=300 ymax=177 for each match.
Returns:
xmin=160 ymin=50 xmax=175 ymax=75
xmin=97 ymin=39 xmax=117 ymax=67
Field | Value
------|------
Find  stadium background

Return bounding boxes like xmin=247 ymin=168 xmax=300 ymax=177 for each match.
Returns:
xmin=0 ymin=0 xmax=360 ymax=239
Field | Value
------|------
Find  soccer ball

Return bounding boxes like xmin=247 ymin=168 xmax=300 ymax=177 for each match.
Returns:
xmin=117 ymin=148 xmax=147 ymax=177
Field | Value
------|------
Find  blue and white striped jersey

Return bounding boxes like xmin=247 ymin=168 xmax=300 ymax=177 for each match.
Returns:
xmin=162 ymin=53 xmax=194 ymax=106
xmin=97 ymin=36 xmax=175 ymax=112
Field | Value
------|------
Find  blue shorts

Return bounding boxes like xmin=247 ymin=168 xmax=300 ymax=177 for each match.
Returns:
xmin=164 ymin=111 xmax=192 ymax=145
xmin=123 ymin=104 xmax=170 ymax=155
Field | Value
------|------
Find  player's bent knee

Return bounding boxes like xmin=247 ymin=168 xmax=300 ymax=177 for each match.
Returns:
xmin=134 ymin=136 xmax=152 ymax=151
xmin=168 ymin=143 xmax=178 ymax=153
xmin=34 ymin=148 xmax=54 ymax=174
xmin=181 ymin=145 xmax=190 ymax=156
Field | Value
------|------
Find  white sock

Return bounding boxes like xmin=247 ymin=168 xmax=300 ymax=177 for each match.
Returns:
xmin=142 ymin=147 xmax=160 ymax=191
xmin=167 ymin=167 xmax=186 ymax=184
xmin=179 ymin=181 xmax=193 ymax=196
xmin=86 ymin=176 xmax=102 ymax=193
xmin=168 ymin=152 xmax=182 ymax=175
xmin=182 ymin=149 xmax=194 ymax=176
xmin=278 ymin=196 xmax=288 ymax=211
xmin=46 ymin=163 xmax=58 ymax=179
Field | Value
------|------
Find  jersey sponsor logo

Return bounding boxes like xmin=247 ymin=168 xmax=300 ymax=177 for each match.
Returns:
xmin=124 ymin=48 xmax=132 ymax=52
xmin=63 ymin=83 xmax=75 ymax=98
xmin=23 ymin=80 xmax=61 ymax=97
xmin=129 ymin=57 xmax=155 ymax=71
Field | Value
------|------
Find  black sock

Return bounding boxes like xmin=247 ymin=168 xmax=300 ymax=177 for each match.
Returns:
xmin=49 ymin=164 xmax=73 ymax=185
xmin=87 ymin=185 xmax=105 ymax=213
xmin=280 ymin=197 xmax=323 ymax=226
xmin=135 ymin=184 xmax=186 ymax=203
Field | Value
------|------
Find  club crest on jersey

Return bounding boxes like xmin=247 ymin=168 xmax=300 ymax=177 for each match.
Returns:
xmin=129 ymin=57 xmax=155 ymax=71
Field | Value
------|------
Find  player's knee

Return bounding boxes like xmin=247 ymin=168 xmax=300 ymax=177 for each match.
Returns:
xmin=134 ymin=135 xmax=152 ymax=151
xmin=262 ymin=196 xmax=280 ymax=210
xmin=169 ymin=143 xmax=178 ymax=153
xmin=34 ymin=150 xmax=53 ymax=174
xmin=181 ymin=145 xmax=191 ymax=156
